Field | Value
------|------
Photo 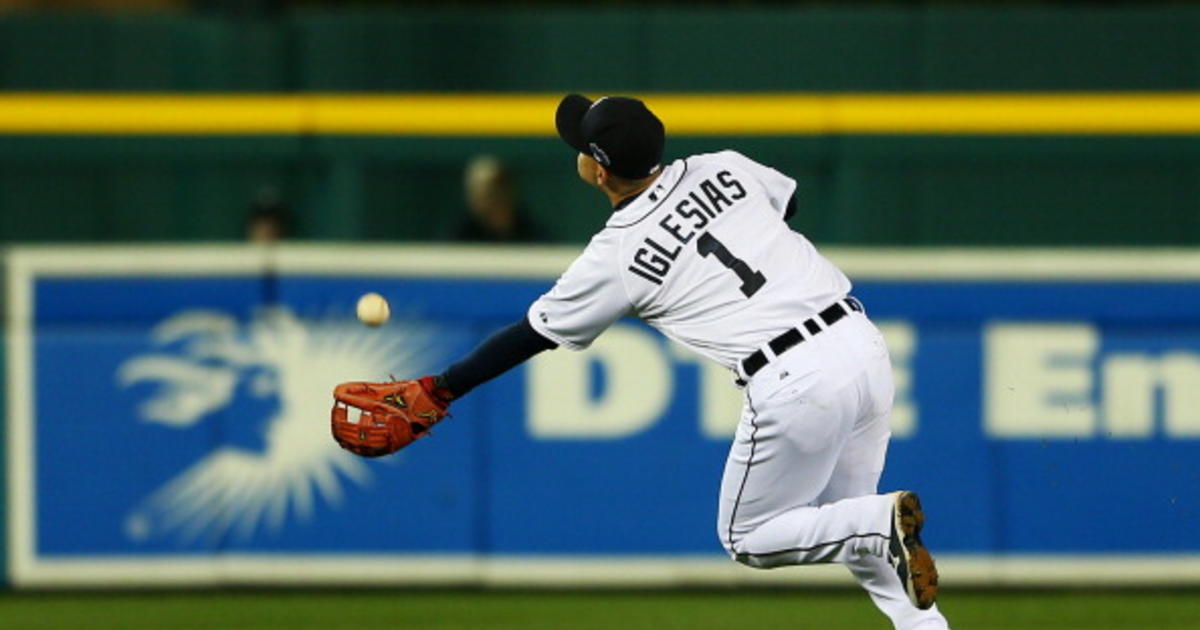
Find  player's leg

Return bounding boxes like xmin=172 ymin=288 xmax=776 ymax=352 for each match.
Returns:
xmin=718 ymin=315 xmax=900 ymax=563
xmin=818 ymin=412 xmax=949 ymax=629
xmin=717 ymin=316 xmax=947 ymax=627
xmin=816 ymin=324 xmax=949 ymax=630
xmin=716 ymin=353 xmax=896 ymax=567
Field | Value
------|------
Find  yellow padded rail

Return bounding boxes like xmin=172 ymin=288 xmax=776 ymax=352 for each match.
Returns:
xmin=0 ymin=93 xmax=1197 ymax=135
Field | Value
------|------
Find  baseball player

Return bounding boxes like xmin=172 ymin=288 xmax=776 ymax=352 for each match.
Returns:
xmin=333 ymin=94 xmax=949 ymax=630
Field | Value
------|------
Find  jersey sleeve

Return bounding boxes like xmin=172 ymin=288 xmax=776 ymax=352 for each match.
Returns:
xmin=527 ymin=231 xmax=633 ymax=351
xmin=710 ymin=150 xmax=797 ymax=215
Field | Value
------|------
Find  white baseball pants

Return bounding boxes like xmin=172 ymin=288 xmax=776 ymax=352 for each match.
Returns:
xmin=717 ymin=312 xmax=950 ymax=630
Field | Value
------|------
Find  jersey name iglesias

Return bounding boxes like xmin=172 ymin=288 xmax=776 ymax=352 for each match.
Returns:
xmin=529 ymin=150 xmax=852 ymax=370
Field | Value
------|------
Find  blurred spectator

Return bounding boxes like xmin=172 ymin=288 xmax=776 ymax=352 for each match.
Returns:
xmin=456 ymin=155 xmax=545 ymax=243
xmin=244 ymin=187 xmax=291 ymax=243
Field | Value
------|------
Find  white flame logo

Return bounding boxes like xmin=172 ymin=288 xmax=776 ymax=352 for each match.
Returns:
xmin=117 ymin=307 xmax=435 ymax=545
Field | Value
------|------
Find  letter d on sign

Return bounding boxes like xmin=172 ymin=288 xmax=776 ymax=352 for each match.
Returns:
xmin=527 ymin=324 xmax=671 ymax=438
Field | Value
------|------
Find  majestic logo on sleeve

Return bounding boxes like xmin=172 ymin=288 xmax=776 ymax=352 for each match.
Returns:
xmin=628 ymin=170 xmax=747 ymax=285
xmin=117 ymin=307 xmax=437 ymax=545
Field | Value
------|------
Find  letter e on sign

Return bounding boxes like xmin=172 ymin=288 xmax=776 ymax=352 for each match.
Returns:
xmin=984 ymin=322 xmax=1098 ymax=438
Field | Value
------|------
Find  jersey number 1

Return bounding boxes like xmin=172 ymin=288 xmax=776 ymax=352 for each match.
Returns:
xmin=696 ymin=232 xmax=767 ymax=298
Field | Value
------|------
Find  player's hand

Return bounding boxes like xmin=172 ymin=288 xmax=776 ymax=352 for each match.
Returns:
xmin=330 ymin=376 xmax=452 ymax=458
xmin=416 ymin=375 xmax=456 ymax=406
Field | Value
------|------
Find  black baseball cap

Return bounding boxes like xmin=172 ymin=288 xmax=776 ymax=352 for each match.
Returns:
xmin=556 ymin=94 xmax=665 ymax=179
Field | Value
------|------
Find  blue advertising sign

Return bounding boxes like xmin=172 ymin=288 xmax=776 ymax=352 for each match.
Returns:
xmin=6 ymin=247 xmax=1200 ymax=586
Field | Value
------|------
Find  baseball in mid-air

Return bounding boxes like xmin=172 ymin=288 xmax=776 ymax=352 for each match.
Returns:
xmin=356 ymin=292 xmax=390 ymax=327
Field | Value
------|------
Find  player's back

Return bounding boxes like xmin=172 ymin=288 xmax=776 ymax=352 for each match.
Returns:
xmin=615 ymin=151 xmax=851 ymax=369
xmin=527 ymin=150 xmax=850 ymax=371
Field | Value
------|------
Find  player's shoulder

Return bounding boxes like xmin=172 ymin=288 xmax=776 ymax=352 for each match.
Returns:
xmin=688 ymin=149 xmax=791 ymax=191
xmin=686 ymin=150 xmax=784 ymax=182
xmin=687 ymin=149 xmax=758 ymax=169
xmin=577 ymin=223 xmax=625 ymax=256
xmin=551 ymin=228 xmax=621 ymax=284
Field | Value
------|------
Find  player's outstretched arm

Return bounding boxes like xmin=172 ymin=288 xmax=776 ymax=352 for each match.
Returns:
xmin=437 ymin=317 xmax=558 ymax=399
xmin=330 ymin=317 xmax=557 ymax=458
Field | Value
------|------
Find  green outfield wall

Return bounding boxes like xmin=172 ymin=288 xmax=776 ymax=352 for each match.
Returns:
xmin=3 ymin=135 xmax=1199 ymax=245
xmin=3 ymin=7 xmax=1198 ymax=93
xmin=0 ymin=7 xmax=1198 ymax=245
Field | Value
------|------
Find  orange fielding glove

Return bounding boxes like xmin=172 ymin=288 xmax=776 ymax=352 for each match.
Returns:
xmin=331 ymin=376 xmax=452 ymax=458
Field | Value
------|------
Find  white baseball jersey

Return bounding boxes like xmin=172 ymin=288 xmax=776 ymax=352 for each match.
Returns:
xmin=528 ymin=150 xmax=851 ymax=369
xmin=527 ymin=148 xmax=951 ymax=629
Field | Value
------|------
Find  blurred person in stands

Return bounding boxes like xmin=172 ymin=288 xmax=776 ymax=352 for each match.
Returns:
xmin=456 ymin=155 xmax=545 ymax=243
xmin=245 ymin=187 xmax=291 ymax=244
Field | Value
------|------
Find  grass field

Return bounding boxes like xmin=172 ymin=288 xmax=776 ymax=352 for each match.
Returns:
xmin=1 ymin=590 xmax=1197 ymax=630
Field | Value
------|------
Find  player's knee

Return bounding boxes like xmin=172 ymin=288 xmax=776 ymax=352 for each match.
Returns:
xmin=726 ymin=543 xmax=773 ymax=570
xmin=718 ymin=525 xmax=779 ymax=570
xmin=728 ymin=544 xmax=790 ymax=570
xmin=717 ymin=523 xmax=738 ymax=557
xmin=717 ymin=532 xmax=735 ymax=555
xmin=718 ymin=516 xmax=751 ymax=556
xmin=734 ymin=553 xmax=775 ymax=569
xmin=717 ymin=530 xmax=764 ymax=569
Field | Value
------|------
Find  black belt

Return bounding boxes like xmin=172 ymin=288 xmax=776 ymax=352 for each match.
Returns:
xmin=737 ymin=296 xmax=864 ymax=384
